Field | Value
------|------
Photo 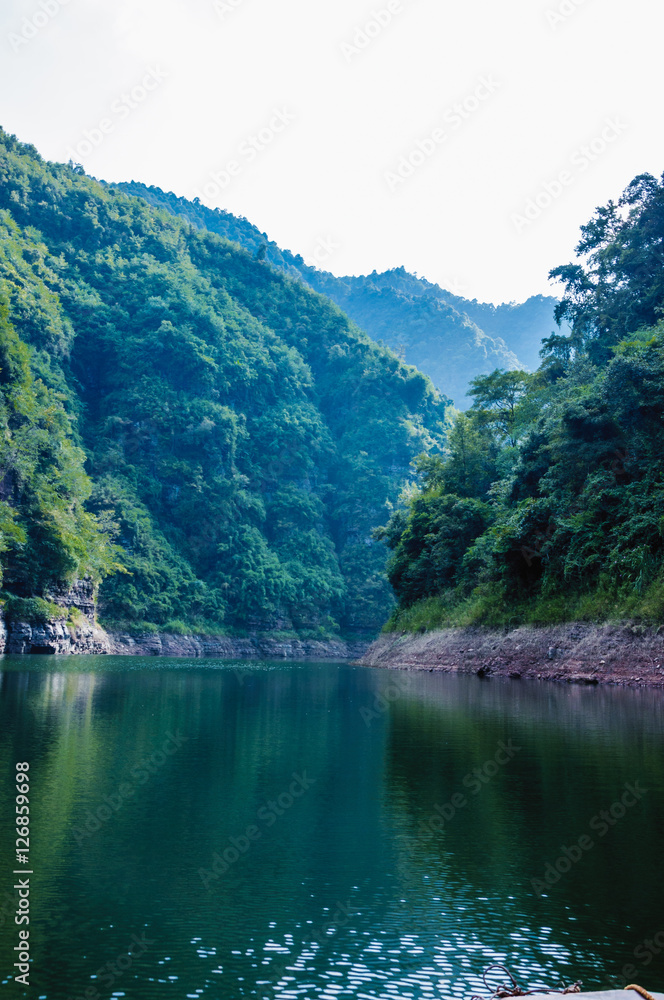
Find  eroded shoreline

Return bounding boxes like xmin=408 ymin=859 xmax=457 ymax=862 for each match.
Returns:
xmin=357 ymin=623 xmax=664 ymax=688
xmin=0 ymin=614 xmax=370 ymax=660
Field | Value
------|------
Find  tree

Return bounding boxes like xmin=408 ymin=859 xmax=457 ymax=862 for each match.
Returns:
xmin=376 ymin=175 xmax=664 ymax=629
xmin=548 ymin=172 xmax=664 ymax=364
xmin=468 ymin=369 xmax=532 ymax=446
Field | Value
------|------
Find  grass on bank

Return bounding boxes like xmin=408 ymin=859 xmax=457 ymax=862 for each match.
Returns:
xmin=96 ymin=618 xmax=231 ymax=638
xmin=384 ymin=577 xmax=664 ymax=633
xmin=2 ymin=595 xmax=63 ymax=624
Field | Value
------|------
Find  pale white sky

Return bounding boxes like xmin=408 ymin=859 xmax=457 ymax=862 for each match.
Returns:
xmin=1 ymin=0 xmax=662 ymax=304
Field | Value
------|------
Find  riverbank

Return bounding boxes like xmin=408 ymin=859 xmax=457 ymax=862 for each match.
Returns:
xmin=358 ymin=623 xmax=664 ymax=688
xmin=0 ymin=580 xmax=371 ymax=659
xmin=106 ymin=630 xmax=370 ymax=660
xmin=0 ymin=613 xmax=369 ymax=660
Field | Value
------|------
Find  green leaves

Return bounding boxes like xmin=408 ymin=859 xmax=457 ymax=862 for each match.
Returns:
xmin=549 ymin=171 xmax=664 ymax=364
xmin=384 ymin=488 xmax=493 ymax=607
xmin=0 ymin=290 xmax=117 ymax=592
xmin=468 ymin=368 xmax=533 ymax=447
xmin=378 ymin=172 xmax=664 ymax=630
xmin=0 ymin=126 xmax=451 ymax=635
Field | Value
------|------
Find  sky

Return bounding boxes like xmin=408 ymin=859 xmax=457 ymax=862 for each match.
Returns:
xmin=1 ymin=0 xmax=662 ymax=305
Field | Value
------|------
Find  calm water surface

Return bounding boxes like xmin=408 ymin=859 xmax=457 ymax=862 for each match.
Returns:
xmin=0 ymin=658 xmax=663 ymax=999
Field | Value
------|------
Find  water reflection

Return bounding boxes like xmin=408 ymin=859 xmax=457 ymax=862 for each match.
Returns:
xmin=0 ymin=659 xmax=662 ymax=998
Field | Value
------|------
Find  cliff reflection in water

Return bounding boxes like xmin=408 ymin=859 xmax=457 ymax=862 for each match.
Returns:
xmin=0 ymin=659 xmax=662 ymax=999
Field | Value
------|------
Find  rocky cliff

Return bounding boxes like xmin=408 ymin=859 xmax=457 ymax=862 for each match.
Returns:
xmin=106 ymin=632 xmax=369 ymax=660
xmin=0 ymin=581 xmax=370 ymax=659
xmin=1 ymin=581 xmax=110 ymax=655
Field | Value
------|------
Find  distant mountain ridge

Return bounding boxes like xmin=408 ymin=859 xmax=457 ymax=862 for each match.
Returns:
xmin=114 ymin=181 xmax=560 ymax=405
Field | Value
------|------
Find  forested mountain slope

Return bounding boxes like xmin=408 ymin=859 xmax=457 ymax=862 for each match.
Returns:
xmin=116 ymin=181 xmax=558 ymax=404
xmin=377 ymin=172 xmax=664 ymax=632
xmin=0 ymin=128 xmax=450 ymax=637
xmin=441 ymin=290 xmax=563 ymax=372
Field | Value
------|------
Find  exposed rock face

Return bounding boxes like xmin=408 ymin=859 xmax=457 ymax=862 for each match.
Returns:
xmin=0 ymin=578 xmax=371 ymax=658
xmin=4 ymin=619 xmax=111 ymax=655
xmin=106 ymin=632 xmax=370 ymax=660
xmin=0 ymin=579 xmax=110 ymax=654
xmin=46 ymin=579 xmax=97 ymax=622
xmin=0 ymin=619 xmax=370 ymax=659
xmin=357 ymin=624 xmax=664 ymax=688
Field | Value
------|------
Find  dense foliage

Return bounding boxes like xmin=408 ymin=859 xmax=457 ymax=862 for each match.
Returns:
xmin=380 ymin=173 xmax=664 ymax=630
xmin=0 ymin=295 xmax=119 ymax=597
xmin=441 ymin=289 xmax=564 ymax=373
xmin=0 ymin=128 xmax=451 ymax=636
xmin=116 ymin=182 xmax=559 ymax=405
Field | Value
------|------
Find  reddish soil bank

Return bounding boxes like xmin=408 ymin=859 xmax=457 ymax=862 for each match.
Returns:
xmin=357 ymin=623 xmax=664 ymax=688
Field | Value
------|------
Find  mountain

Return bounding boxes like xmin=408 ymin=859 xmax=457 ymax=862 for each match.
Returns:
xmin=0 ymin=128 xmax=451 ymax=638
xmin=115 ymin=182 xmax=560 ymax=404
xmin=377 ymin=170 xmax=664 ymax=633
xmin=439 ymin=289 xmax=564 ymax=372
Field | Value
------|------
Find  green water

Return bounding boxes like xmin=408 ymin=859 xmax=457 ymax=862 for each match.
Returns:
xmin=0 ymin=658 xmax=663 ymax=999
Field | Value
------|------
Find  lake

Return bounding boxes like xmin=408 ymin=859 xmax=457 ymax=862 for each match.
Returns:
xmin=0 ymin=657 xmax=663 ymax=999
